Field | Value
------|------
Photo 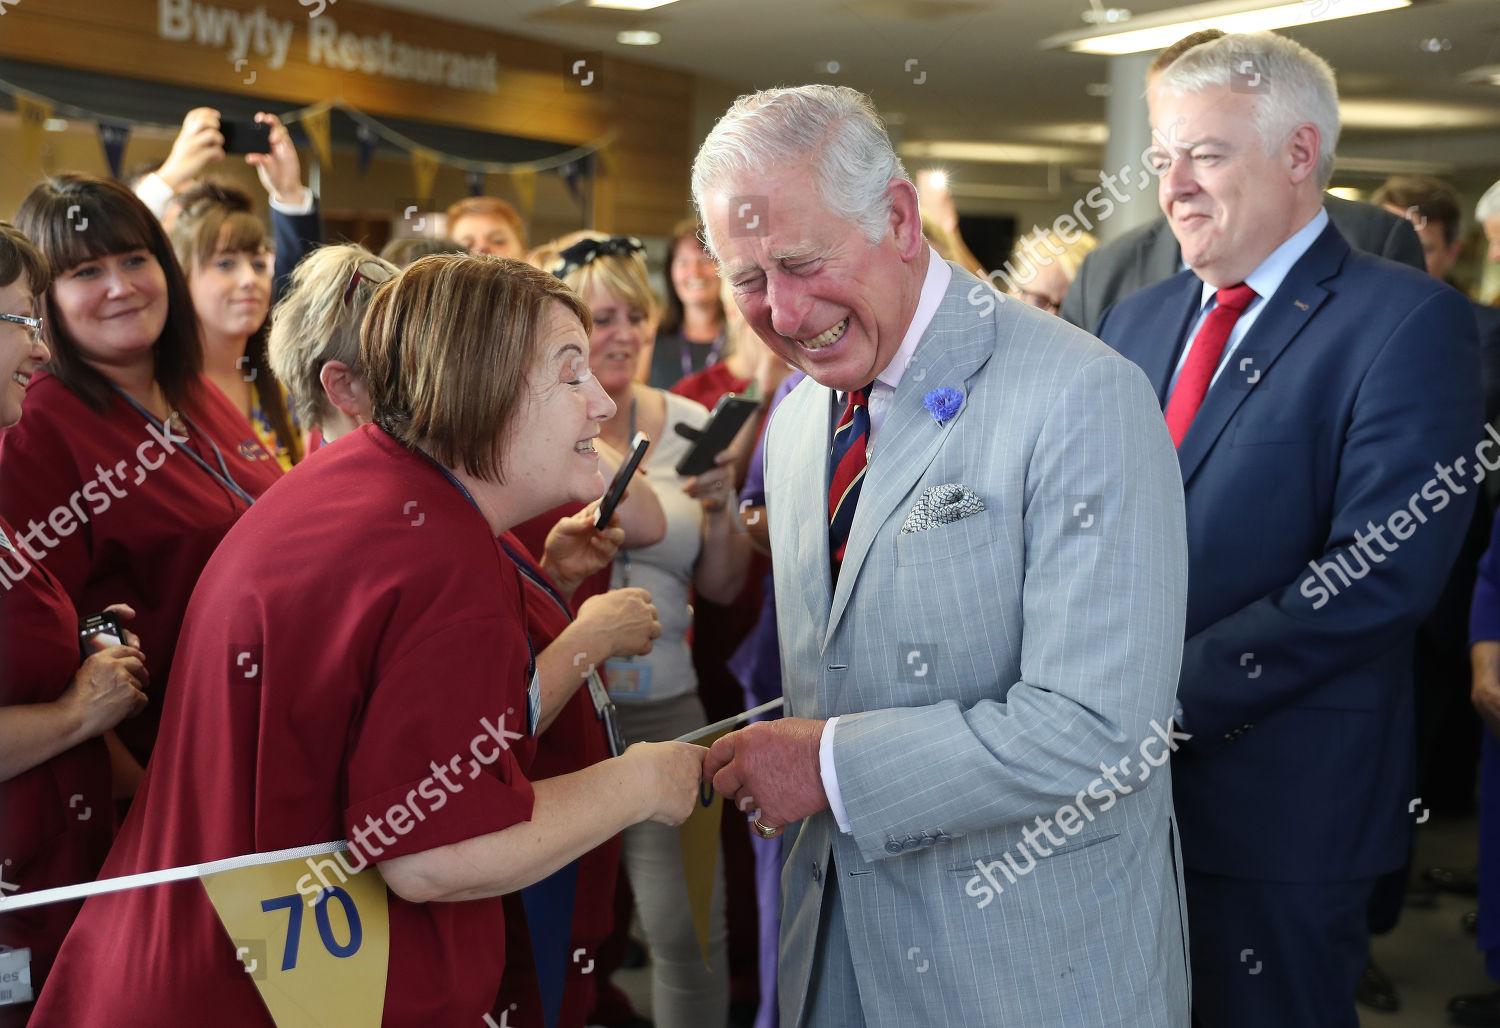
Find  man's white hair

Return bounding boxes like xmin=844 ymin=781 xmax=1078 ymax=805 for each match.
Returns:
xmin=1478 ymin=179 xmax=1500 ymax=223
xmin=691 ymin=84 xmax=908 ymax=256
xmin=1157 ymin=31 xmax=1341 ymax=189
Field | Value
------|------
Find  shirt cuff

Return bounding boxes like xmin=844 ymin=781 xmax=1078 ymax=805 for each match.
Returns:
xmin=819 ymin=716 xmax=852 ymax=834
xmin=268 ymin=186 xmax=315 ymax=216
xmin=134 ymin=173 xmax=176 ymax=220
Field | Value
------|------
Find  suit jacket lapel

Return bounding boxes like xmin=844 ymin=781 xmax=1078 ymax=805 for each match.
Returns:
xmin=823 ymin=271 xmax=992 ymax=649
xmin=1176 ymin=225 xmax=1345 ymax=484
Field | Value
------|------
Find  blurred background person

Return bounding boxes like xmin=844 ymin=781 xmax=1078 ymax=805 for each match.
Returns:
xmin=448 ymin=195 xmax=528 ymax=259
xmin=169 ymin=181 xmax=301 ymax=468
xmin=1 ymin=175 xmax=281 ymax=797
xmin=0 ymin=222 xmax=148 ymax=1027
xmin=129 ymin=108 xmax=321 ymax=299
xmin=669 ymin=279 xmax=789 ymax=1022
xmin=28 ymin=253 xmax=705 ymax=1027
xmin=650 ymin=218 xmax=726 ymax=389
xmin=379 ymin=235 xmax=466 ymax=268
xmin=915 ymin=169 xmax=986 ymax=277
xmin=557 ymin=234 xmax=753 ymax=1028
xmin=1479 ymin=180 xmax=1500 ymax=267
xmin=1003 ymin=226 xmax=1098 ymax=316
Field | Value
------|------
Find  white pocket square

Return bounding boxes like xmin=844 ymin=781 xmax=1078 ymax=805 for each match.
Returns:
xmin=900 ymin=483 xmax=986 ymax=534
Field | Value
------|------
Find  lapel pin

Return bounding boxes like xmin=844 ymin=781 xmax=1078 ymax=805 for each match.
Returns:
xmin=1292 ymin=299 xmax=1309 ymax=311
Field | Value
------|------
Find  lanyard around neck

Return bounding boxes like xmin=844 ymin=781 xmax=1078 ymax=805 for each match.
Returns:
xmin=110 ymin=385 xmax=256 ymax=508
xmin=681 ymin=331 xmax=725 ymax=380
xmin=410 ymin=439 xmax=538 ymax=674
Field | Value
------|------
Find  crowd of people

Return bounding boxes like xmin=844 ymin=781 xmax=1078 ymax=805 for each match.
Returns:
xmin=1 ymin=22 xmax=1500 ymax=1028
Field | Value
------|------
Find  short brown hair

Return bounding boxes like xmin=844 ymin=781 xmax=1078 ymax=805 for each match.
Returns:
xmin=362 ymin=254 xmax=592 ymax=482
xmin=15 ymin=174 xmax=203 ymax=414
xmin=445 ymin=196 xmax=527 ymax=250
xmin=1372 ymin=176 xmax=1463 ymax=246
xmin=1148 ymin=28 xmax=1227 ymax=78
xmin=0 ymin=222 xmax=49 ymax=295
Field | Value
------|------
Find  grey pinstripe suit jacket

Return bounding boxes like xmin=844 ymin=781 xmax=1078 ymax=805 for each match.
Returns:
xmin=765 ymin=263 xmax=1192 ymax=1027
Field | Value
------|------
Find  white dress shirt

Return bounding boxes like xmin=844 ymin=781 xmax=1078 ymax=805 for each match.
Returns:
xmin=1166 ymin=207 xmax=1328 ymax=397
xmin=819 ymin=249 xmax=952 ymax=834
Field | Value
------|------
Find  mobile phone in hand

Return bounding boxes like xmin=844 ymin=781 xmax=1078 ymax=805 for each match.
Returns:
xmin=221 ymin=119 xmax=272 ymax=155
xmin=596 ymin=432 xmax=650 ymax=530
xmin=79 ymin=611 xmax=123 ymax=658
xmin=674 ymin=394 xmax=759 ymax=477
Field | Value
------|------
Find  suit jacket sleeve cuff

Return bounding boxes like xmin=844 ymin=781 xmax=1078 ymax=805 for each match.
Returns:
xmin=819 ymin=716 xmax=853 ymax=834
xmin=268 ymin=186 xmax=315 ymax=216
xmin=134 ymin=173 xmax=176 ymax=220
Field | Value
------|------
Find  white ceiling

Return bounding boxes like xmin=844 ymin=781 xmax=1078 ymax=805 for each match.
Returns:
xmin=368 ymin=0 xmax=1500 ymax=190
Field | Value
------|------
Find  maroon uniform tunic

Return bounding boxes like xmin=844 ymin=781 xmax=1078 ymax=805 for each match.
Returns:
xmin=30 ymin=426 xmax=538 ymax=1026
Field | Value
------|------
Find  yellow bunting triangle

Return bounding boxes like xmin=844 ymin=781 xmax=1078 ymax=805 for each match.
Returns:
xmin=411 ymin=148 xmax=440 ymax=201
xmin=14 ymin=95 xmax=53 ymax=177
xmin=678 ymin=725 xmax=731 ymax=966
xmin=201 ymin=853 xmax=390 ymax=1027
xmin=511 ymin=169 xmax=537 ymax=218
xmin=301 ymin=109 xmax=333 ymax=170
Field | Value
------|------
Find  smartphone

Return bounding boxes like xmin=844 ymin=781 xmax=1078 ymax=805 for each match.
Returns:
xmin=78 ymin=611 xmax=122 ymax=658
xmin=221 ymin=119 xmax=272 ymax=155
xmin=595 ymin=432 xmax=650 ymax=530
xmin=674 ymin=394 xmax=760 ymax=477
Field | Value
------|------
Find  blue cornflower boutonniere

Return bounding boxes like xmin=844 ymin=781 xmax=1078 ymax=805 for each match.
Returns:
xmin=923 ymin=387 xmax=963 ymax=427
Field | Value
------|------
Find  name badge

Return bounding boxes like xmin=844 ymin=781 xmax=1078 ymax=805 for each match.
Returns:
xmin=603 ymin=659 xmax=653 ymax=701
xmin=0 ymin=946 xmax=33 ymax=1007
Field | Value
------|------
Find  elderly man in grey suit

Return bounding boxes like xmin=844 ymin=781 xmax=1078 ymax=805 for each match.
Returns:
xmin=695 ymin=84 xmax=1192 ymax=1028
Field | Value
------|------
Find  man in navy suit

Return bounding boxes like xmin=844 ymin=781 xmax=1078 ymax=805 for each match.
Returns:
xmin=1097 ymin=32 xmax=1483 ymax=1028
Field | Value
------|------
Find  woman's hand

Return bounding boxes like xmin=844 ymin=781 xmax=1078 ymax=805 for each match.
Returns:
xmin=247 ymin=112 xmax=305 ymax=206
xmin=59 ymin=644 xmax=148 ymax=741
xmin=576 ymin=587 xmax=661 ymax=660
xmin=622 ymin=741 xmax=709 ymax=826
xmin=157 ymin=107 xmax=225 ymax=191
xmin=683 ymin=450 xmax=739 ymax=518
xmin=541 ymin=504 xmax=626 ymax=601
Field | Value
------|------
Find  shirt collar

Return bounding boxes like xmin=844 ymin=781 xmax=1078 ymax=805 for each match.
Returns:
xmin=872 ymin=247 xmax=951 ymax=394
xmin=1198 ymin=206 xmax=1328 ymax=311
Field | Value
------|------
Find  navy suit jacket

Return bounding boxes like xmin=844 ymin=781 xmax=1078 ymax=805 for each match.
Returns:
xmin=272 ymin=200 xmax=323 ymax=303
xmin=1098 ymin=223 xmax=1482 ymax=882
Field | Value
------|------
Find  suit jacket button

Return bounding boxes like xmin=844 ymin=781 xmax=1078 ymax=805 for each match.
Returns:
xmin=902 ymin=835 xmax=920 ymax=851
xmin=885 ymin=839 xmax=903 ymax=854
xmin=919 ymin=832 xmax=937 ymax=847
xmin=935 ymin=831 xmax=952 ymax=842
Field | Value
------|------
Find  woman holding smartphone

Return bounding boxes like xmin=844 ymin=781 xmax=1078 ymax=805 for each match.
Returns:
xmin=556 ymin=235 xmax=753 ymax=1028
xmin=0 ymin=223 xmax=148 ymax=1026
xmin=30 ymin=254 xmax=706 ymax=1027
xmin=0 ymin=175 xmax=282 ymax=793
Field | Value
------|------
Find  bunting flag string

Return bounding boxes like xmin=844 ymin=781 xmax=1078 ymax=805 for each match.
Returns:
xmin=0 ymin=80 xmax=609 ymax=185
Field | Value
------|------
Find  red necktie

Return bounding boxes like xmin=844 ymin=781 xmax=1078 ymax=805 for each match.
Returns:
xmin=828 ymin=386 xmax=872 ymax=569
xmin=1164 ymin=283 xmax=1257 ymax=447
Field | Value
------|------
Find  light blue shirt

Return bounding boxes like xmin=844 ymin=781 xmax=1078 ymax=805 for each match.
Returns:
xmin=1166 ymin=207 xmax=1329 ymax=397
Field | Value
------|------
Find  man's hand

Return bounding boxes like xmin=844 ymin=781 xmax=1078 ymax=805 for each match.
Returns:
xmin=541 ymin=504 xmax=626 ymax=600
xmin=1472 ymin=640 xmax=1500 ymax=740
xmin=575 ymin=588 xmax=661 ymax=661
xmin=157 ymin=107 xmax=225 ymax=191
xmin=247 ymin=113 xmax=305 ymax=206
xmin=705 ymin=718 xmax=829 ymax=835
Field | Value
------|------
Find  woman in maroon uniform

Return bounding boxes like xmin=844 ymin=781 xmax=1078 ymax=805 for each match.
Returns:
xmin=1 ymin=175 xmax=282 ymax=793
xmin=30 ymin=254 xmax=705 ymax=1026
xmin=0 ymin=223 xmax=149 ymax=1025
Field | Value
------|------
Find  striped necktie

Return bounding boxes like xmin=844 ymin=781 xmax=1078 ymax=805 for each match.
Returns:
xmin=828 ymin=384 xmax=873 ymax=571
